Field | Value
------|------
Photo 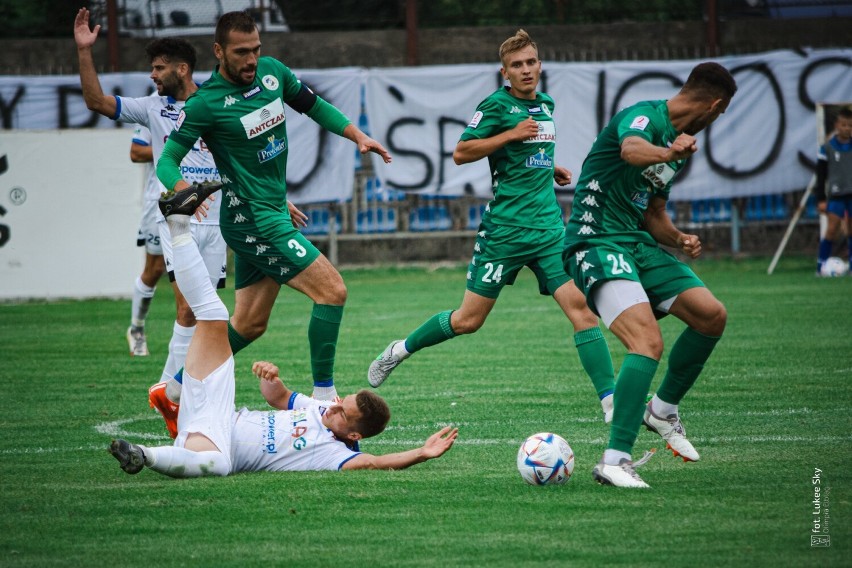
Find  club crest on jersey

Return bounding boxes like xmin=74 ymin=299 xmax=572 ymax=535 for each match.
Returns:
xmin=258 ymin=134 xmax=287 ymax=163
xmin=262 ymin=75 xmax=279 ymax=90
xmin=243 ymin=85 xmax=262 ymax=99
xmin=468 ymin=111 xmax=483 ymax=128
xmin=629 ymin=115 xmax=650 ymax=131
xmin=541 ymin=103 xmax=552 ymax=117
xmin=241 ymin=99 xmax=286 ymax=139
xmin=526 ymin=148 xmax=553 ymax=169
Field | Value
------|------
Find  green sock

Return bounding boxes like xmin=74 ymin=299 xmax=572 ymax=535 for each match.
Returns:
xmin=609 ymin=354 xmax=659 ymax=454
xmin=574 ymin=327 xmax=615 ymax=398
xmin=404 ymin=310 xmax=456 ymax=353
xmin=656 ymin=327 xmax=721 ymax=405
xmin=227 ymin=322 xmax=253 ymax=355
xmin=309 ymin=304 xmax=344 ymax=386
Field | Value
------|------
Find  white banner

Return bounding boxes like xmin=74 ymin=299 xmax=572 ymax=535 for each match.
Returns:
xmin=0 ymin=67 xmax=362 ymax=204
xmin=2 ymin=51 xmax=851 ymax=203
xmin=365 ymin=49 xmax=852 ymax=201
xmin=0 ymin=130 xmax=146 ymax=300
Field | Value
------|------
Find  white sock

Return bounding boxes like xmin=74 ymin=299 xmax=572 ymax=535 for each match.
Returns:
xmin=131 ymin=277 xmax=156 ymax=328
xmin=312 ymin=385 xmax=338 ymax=401
xmin=142 ymin=445 xmax=230 ymax=478
xmin=160 ymin=322 xmax=195 ymax=391
xmin=392 ymin=340 xmax=411 ymax=360
xmin=600 ymin=393 xmax=614 ymax=421
xmin=171 ymin=236 xmax=227 ymax=322
xmin=651 ymin=394 xmax=678 ymax=419
xmin=166 ymin=214 xmax=192 ymax=247
xmin=165 ymin=379 xmax=182 ymax=404
xmin=603 ymin=449 xmax=632 ymax=466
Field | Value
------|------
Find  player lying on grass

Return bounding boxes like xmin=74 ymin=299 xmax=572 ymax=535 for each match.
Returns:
xmin=109 ymin=183 xmax=458 ymax=477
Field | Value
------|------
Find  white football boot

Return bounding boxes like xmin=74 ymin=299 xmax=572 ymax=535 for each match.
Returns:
xmin=592 ymin=450 xmax=655 ymax=488
xmin=643 ymin=402 xmax=700 ymax=462
xmin=367 ymin=340 xmax=406 ymax=387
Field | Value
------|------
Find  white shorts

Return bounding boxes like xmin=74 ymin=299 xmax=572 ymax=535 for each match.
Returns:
xmin=593 ymin=279 xmax=676 ymax=328
xmin=137 ymin=199 xmax=163 ymax=255
xmin=175 ymin=356 xmax=236 ymax=462
xmin=159 ymin=221 xmax=227 ymax=287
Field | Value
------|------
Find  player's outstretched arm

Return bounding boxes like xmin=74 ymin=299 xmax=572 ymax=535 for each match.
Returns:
xmin=253 ymin=361 xmax=295 ymax=409
xmin=74 ymin=8 xmax=117 ymax=118
xmin=342 ymin=124 xmax=392 ymax=164
xmin=341 ymin=426 xmax=459 ymax=470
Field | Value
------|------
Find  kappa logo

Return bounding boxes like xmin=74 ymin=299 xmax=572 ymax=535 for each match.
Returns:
xmin=224 ymin=95 xmax=237 ymax=107
xmin=588 ymin=179 xmax=602 ymax=192
xmin=268 ymin=257 xmax=280 ymax=265
xmin=228 ymin=195 xmax=243 ymax=207
xmin=234 ymin=213 xmax=248 ymax=223
xmin=577 ymin=225 xmax=596 ymax=235
xmin=574 ymin=250 xmax=588 ymax=264
xmin=246 ymin=235 xmax=256 ymax=243
xmin=256 ymin=244 xmax=270 ymax=255
xmin=509 ymin=106 xmax=522 ymax=114
xmin=579 ymin=211 xmax=596 ymax=223
xmin=581 ymin=195 xmax=599 ymax=207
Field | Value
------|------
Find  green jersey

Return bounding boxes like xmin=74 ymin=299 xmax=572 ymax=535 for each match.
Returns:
xmin=460 ymin=87 xmax=562 ymax=229
xmin=166 ymin=57 xmax=305 ymax=229
xmin=564 ymin=100 xmax=684 ymax=253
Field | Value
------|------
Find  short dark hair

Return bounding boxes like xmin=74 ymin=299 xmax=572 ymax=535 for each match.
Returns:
xmin=215 ymin=11 xmax=258 ymax=47
xmin=682 ymin=62 xmax=738 ymax=102
xmin=837 ymin=107 xmax=852 ymax=121
xmin=145 ymin=38 xmax=197 ymax=72
xmin=353 ymin=390 xmax=391 ymax=439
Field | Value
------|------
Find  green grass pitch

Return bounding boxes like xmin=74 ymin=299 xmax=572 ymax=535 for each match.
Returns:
xmin=0 ymin=256 xmax=849 ymax=567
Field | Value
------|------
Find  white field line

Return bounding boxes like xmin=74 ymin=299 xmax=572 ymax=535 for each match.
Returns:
xmin=0 ymin=407 xmax=847 ymax=456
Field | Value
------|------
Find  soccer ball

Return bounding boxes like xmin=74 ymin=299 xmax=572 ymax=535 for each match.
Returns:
xmin=820 ymin=256 xmax=849 ymax=277
xmin=516 ymin=432 xmax=575 ymax=486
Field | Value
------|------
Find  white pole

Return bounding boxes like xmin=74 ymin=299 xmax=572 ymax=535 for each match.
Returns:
xmin=767 ymin=175 xmax=816 ymax=275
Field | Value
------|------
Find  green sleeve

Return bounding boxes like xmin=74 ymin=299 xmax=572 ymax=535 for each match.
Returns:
xmin=306 ymin=96 xmax=352 ymax=136
xmin=156 ymin=138 xmax=192 ymax=190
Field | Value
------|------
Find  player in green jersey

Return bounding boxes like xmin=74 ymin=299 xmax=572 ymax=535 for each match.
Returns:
xmin=156 ymin=11 xmax=391 ymax=402
xmin=368 ymin=30 xmax=617 ymax=424
xmin=563 ymin=62 xmax=738 ymax=488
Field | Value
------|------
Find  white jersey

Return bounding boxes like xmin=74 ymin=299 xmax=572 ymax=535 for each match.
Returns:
xmin=116 ymin=93 xmax=221 ymax=226
xmin=131 ymin=125 xmax=161 ymax=203
xmin=230 ymin=393 xmax=361 ymax=473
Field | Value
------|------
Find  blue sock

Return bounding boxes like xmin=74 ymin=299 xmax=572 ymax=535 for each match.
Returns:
xmin=173 ymin=367 xmax=183 ymax=385
xmin=818 ymin=239 xmax=833 ymax=270
xmin=313 ymin=379 xmax=333 ymax=388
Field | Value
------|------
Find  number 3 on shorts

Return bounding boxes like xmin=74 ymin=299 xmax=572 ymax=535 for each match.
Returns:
xmin=606 ymin=253 xmax=633 ymax=275
xmin=288 ymin=239 xmax=307 ymax=258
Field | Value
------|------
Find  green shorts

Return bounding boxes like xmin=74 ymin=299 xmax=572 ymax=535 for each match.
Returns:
xmin=466 ymin=222 xmax=570 ymax=299
xmin=564 ymin=241 xmax=704 ymax=315
xmin=223 ymin=218 xmax=320 ymax=290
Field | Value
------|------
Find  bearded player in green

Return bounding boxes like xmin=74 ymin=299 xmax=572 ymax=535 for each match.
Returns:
xmin=564 ymin=62 xmax=738 ymax=488
xmin=368 ymin=30 xmax=617 ymax=424
xmin=157 ymin=11 xmax=391 ymax=401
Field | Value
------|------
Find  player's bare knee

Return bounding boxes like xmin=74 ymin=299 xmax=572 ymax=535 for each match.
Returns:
xmin=452 ymin=314 xmax=485 ymax=335
xmin=703 ymin=302 xmax=727 ymax=336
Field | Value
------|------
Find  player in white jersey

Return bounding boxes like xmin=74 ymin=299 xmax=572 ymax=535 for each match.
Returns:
xmin=109 ymin=191 xmax=459 ymax=477
xmin=126 ymin=125 xmax=165 ymax=356
xmin=74 ymin=34 xmax=226 ymax=436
